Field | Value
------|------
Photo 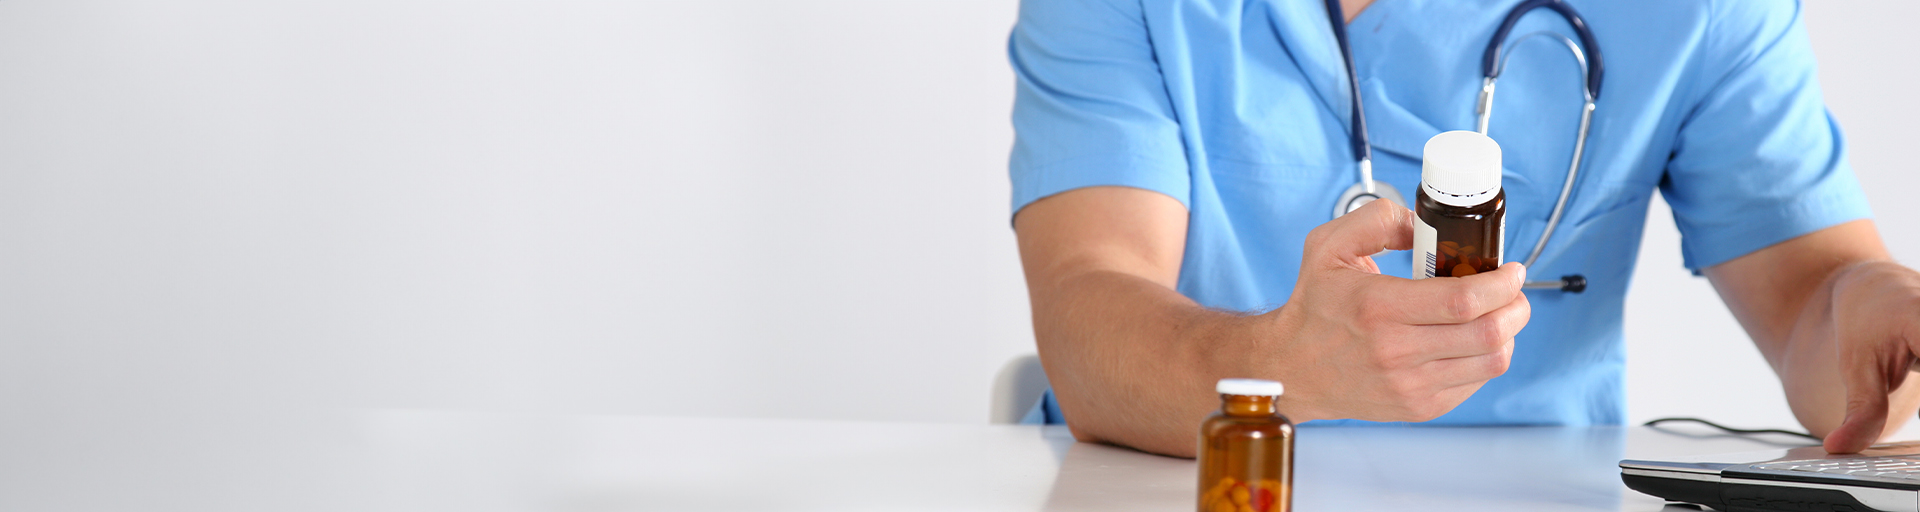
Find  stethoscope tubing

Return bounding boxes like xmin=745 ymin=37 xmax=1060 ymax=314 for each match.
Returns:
xmin=1319 ymin=0 xmax=1375 ymax=194
xmin=1481 ymin=29 xmax=1597 ymax=273
xmin=1482 ymin=0 xmax=1604 ymax=101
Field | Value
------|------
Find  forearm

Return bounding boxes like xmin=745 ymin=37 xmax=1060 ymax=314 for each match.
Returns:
xmin=1777 ymin=261 xmax=1920 ymax=438
xmin=1016 ymin=188 xmax=1524 ymax=456
xmin=1707 ymin=221 xmax=1920 ymax=443
xmin=1030 ymin=267 xmax=1268 ymax=458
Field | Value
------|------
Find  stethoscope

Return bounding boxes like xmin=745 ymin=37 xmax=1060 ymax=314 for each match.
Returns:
xmin=1323 ymin=0 xmax=1598 ymax=293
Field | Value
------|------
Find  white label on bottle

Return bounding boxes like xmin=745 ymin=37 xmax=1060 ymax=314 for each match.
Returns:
xmin=1414 ymin=215 xmax=1438 ymax=279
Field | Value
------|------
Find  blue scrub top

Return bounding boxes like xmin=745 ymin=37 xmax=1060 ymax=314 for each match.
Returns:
xmin=1009 ymin=0 xmax=1870 ymax=426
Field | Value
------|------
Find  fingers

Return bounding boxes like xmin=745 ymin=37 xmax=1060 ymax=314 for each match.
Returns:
xmin=1364 ymin=295 xmax=1524 ymax=400
xmin=1372 ymin=262 xmax=1528 ymax=325
xmin=1370 ymin=354 xmax=1511 ymax=423
xmin=1826 ymin=349 xmax=1896 ymax=454
xmin=1420 ymin=336 xmax=1515 ymax=390
xmin=1420 ymin=291 xmax=1530 ymax=361
xmin=1305 ymin=199 xmax=1414 ymax=266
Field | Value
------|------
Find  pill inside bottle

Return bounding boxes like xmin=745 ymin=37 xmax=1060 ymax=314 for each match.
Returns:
xmin=1413 ymin=130 xmax=1505 ymax=279
xmin=1197 ymin=378 xmax=1293 ymax=512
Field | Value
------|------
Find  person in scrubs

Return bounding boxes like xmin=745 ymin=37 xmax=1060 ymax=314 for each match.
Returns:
xmin=1008 ymin=0 xmax=1920 ymax=458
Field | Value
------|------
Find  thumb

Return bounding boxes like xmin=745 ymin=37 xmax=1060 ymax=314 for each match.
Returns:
xmin=1307 ymin=198 xmax=1414 ymax=266
xmin=1826 ymin=349 xmax=1894 ymax=454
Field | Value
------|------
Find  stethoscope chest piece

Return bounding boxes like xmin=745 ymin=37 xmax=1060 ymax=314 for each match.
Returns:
xmin=1333 ymin=179 xmax=1406 ymax=219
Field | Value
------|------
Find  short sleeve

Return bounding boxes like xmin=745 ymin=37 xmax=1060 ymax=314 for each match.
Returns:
xmin=1007 ymin=0 xmax=1190 ymax=217
xmin=1662 ymin=0 xmax=1872 ymax=272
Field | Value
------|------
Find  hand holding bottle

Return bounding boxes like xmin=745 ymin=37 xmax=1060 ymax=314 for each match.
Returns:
xmin=1258 ymin=200 xmax=1531 ymax=423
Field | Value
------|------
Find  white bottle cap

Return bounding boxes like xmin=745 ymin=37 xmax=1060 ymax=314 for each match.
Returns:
xmin=1216 ymin=378 xmax=1284 ymax=396
xmin=1421 ymin=130 xmax=1503 ymax=208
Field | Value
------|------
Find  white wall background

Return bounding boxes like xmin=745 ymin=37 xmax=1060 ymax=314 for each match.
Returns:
xmin=0 ymin=0 xmax=1912 ymax=431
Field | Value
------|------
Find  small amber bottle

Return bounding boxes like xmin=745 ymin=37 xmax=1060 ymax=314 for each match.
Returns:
xmin=1413 ymin=130 xmax=1505 ymax=279
xmin=1197 ymin=379 xmax=1293 ymax=512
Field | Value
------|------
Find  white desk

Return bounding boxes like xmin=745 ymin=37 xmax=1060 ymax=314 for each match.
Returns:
xmin=0 ymin=409 xmax=1859 ymax=511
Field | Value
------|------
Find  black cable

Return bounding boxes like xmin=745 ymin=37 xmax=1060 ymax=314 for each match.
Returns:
xmin=1642 ymin=417 xmax=1820 ymax=441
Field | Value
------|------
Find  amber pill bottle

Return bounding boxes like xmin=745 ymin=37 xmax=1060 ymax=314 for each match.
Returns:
xmin=1197 ymin=379 xmax=1293 ymax=512
xmin=1414 ymin=130 xmax=1505 ymax=279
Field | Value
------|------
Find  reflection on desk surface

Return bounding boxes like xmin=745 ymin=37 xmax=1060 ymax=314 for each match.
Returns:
xmin=1299 ymin=426 xmax=1625 ymax=511
xmin=0 ymin=409 xmax=1837 ymax=512
xmin=1042 ymin=426 xmax=1628 ymax=512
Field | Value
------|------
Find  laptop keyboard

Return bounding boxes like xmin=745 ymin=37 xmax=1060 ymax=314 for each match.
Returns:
xmin=1753 ymin=455 xmax=1920 ymax=481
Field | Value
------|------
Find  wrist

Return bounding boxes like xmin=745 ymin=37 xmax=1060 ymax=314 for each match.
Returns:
xmin=1256 ymin=304 xmax=1331 ymax=422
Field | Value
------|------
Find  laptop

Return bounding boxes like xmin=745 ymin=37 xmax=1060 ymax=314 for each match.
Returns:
xmin=1621 ymin=441 xmax=1920 ymax=512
